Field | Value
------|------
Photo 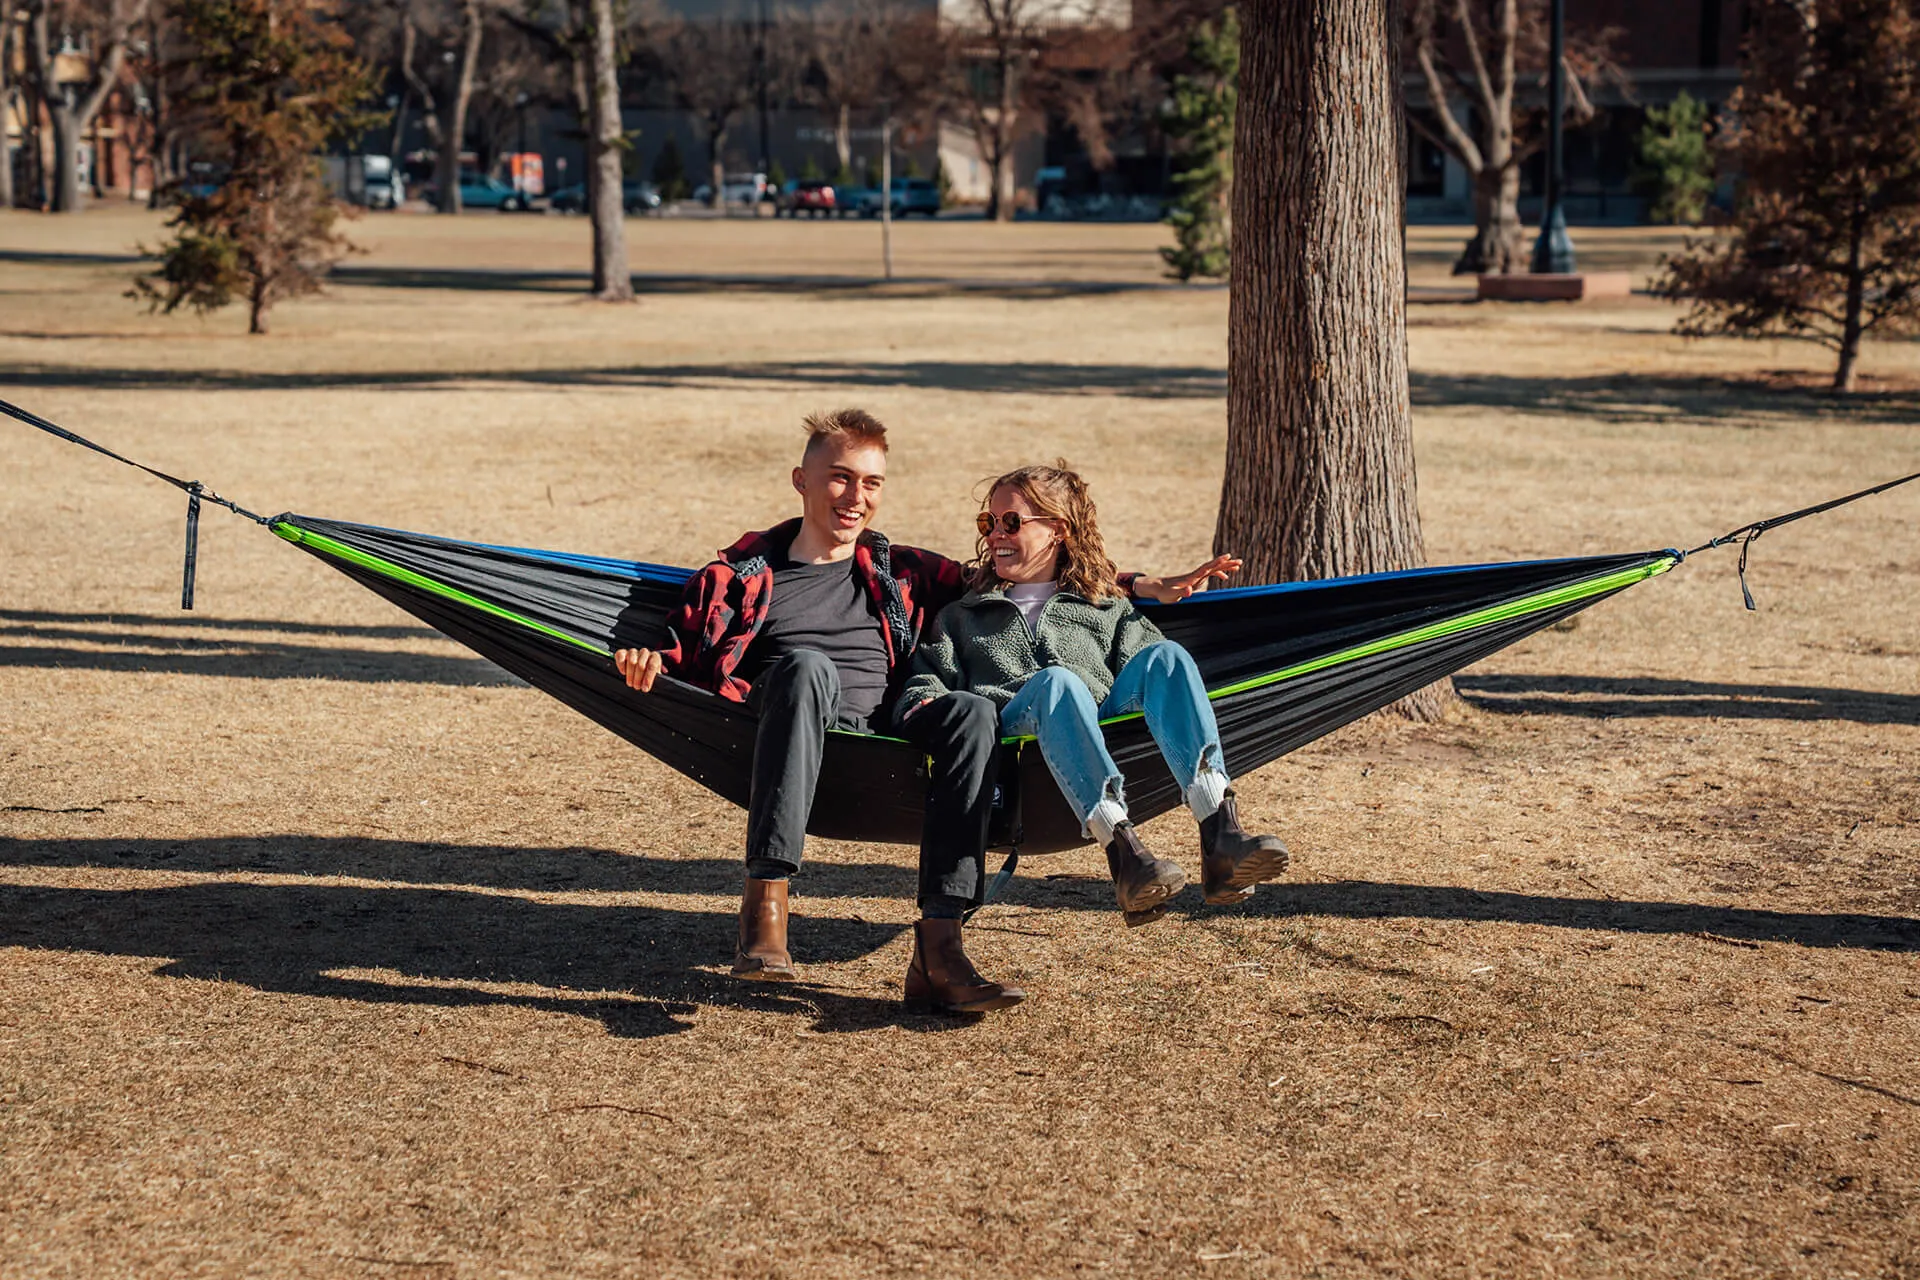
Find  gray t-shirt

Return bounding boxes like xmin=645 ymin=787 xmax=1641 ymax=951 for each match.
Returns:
xmin=741 ymin=549 xmax=892 ymax=727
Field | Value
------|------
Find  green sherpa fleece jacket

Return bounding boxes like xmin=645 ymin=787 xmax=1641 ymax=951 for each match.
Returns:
xmin=893 ymin=584 xmax=1166 ymax=724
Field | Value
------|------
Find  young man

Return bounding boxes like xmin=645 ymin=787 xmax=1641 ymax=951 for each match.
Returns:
xmin=615 ymin=409 xmax=1230 ymax=1015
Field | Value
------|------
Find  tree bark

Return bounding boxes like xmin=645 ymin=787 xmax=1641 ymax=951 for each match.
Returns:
xmin=0 ymin=6 xmax=15 ymax=211
xmin=990 ymin=50 xmax=1016 ymax=221
xmin=1835 ymin=209 xmax=1866 ymax=393
xmin=436 ymin=0 xmax=483 ymax=214
xmin=587 ymin=0 xmax=631 ymax=301
xmin=47 ymin=93 xmax=81 ymax=212
xmin=1457 ymin=162 xmax=1523 ymax=273
xmin=1217 ymin=0 xmax=1449 ymax=720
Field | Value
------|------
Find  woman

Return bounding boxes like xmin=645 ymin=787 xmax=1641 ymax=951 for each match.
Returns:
xmin=894 ymin=463 xmax=1289 ymax=1009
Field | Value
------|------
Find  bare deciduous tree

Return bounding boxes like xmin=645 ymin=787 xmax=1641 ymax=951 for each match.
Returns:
xmin=397 ymin=0 xmax=487 ymax=212
xmin=941 ymin=0 xmax=1045 ymax=220
xmin=664 ymin=10 xmax=758 ymax=205
xmin=1404 ymin=0 xmax=1615 ymax=274
xmin=20 ymin=0 xmax=152 ymax=213
xmin=797 ymin=0 xmax=906 ymax=176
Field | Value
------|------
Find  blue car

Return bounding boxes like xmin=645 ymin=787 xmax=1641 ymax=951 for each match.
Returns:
xmin=453 ymin=172 xmax=532 ymax=212
xmin=854 ymin=177 xmax=942 ymax=218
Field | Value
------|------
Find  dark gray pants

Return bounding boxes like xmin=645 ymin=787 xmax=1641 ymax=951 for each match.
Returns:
xmin=745 ymin=648 xmax=999 ymax=905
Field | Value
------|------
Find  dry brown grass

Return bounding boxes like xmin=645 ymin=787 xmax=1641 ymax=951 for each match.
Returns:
xmin=2 ymin=207 xmax=1917 ymax=1279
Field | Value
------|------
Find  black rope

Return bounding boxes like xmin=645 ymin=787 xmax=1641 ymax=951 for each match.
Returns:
xmin=2 ymin=396 xmax=272 ymax=611
xmin=1682 ymin=469 xmax=1920 ymax=610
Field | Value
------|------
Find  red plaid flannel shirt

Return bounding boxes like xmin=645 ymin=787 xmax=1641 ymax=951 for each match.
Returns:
xmin=655 ymin=518 xmax=969 ymax=703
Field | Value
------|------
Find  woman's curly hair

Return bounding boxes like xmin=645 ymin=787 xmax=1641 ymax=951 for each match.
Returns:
xmin=968 ymin=461 xmax=1123 ymax=600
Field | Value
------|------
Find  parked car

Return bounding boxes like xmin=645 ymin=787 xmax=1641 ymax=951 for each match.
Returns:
xmin=835 ymin=185 xmax=876 ymax=217
xmin=422 ymin=172 xmax=534 ymax=211
xmin=777 ymin=179 xmax=838 ymax=217
xmin=722 ymin=171 xmax=771 ymax=204
xmin=548 ymin=179 xmax=661 ymax=214
xmin=854 ymin=177 xmax=941 ymax=218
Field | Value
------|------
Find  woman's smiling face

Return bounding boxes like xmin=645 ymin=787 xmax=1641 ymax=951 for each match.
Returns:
xmin=984 ymin=486 xmax=1062 ymax=585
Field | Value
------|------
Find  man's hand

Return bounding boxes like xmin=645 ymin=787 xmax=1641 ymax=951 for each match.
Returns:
xmin=1133 ymin=553 xmax=1243 ymax=604
xmin=614 ymin=647 xmax=665 ymax=693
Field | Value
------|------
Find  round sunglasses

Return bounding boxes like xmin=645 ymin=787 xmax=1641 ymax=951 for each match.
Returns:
xmin=977 ymin=511 xmax=1059 ymax=537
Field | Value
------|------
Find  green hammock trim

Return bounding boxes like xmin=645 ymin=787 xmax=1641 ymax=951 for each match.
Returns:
xmin=273 ymin=521 xmax=610 ymax=657
xmin=1196 ymin=555 xmax=1676 ymax=703
xmin=276 ymin=518 xmax=1674 ymax=746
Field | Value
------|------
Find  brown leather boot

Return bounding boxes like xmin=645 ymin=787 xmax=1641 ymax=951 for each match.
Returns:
xmin=903 ymin=918 xmax=1025 ymax=1015
xmin=1199 ymin=792 xmax=1289 ymax=905
xmin=732 ymin=876 xmax=797 ymax=980
xmin=1105 ymin=822 xmax=1187 ymax=928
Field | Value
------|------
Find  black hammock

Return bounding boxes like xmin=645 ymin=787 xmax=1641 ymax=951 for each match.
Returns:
xmin=269 ymin=513 xmax=1677 ymax=854
xmin=9 ymin=398 xmax=1915 ymax=861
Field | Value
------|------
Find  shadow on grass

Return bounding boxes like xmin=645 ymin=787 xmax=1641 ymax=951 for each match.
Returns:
xmin=0 ymin=611 xmax=512 ymax=686
xmin=0 ymin=608 xmax=440 ymax=640
xmin=1458 ymin=673 xmax=1920 ymax=726
xmin=0 ymin=249 xmax=1183 ymax=300
xmin=1 ymin=835 xmax=1911 ymax=1051
xmin=0 ymin=357 xmax=1226 ymax=399
xmin=335 ymin=263 xmax=1186 ymax=300
xmin=0 ymin=876 xmax=919 ymax=1040
xmin=0 ymin=835 xmax=913 ymax=897
xmin=1409 ymin=370 xmax=1920 ymax=425
xmin=1230 ymin=881 xmax=1918 ymax=951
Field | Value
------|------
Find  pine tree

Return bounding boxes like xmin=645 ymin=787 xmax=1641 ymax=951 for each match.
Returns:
xmin=1635 ymin=91 xmax=1714 ymax=225
xmin=651 ymin=137 xmax=689 ymax=201
xmin=1654 ymin=0 xmax=1920 ymax=392
xmin=132 ymin=0 xmax=378 ymax=334
xmin=1160 ymin=8 xmax=1238 ymax=282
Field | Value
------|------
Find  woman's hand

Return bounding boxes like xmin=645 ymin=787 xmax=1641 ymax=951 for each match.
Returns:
xmin=1133 ymin=553 xmax=1243 ymax=603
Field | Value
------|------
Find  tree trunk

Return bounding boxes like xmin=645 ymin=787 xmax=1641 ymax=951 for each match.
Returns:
xmin=0 ymin=90 xmax=13 ymax=210
xmin=48 ymin=93 xmax=81 ymax=212
xmin=1217 ymin=0 xmax=1449 ymax=720
xmin=587 ymin=0 xmax=632 ymax=301
xmin=1455 ymin=163 xmax=1524 ymax=274
xmin=835 ymin=102 xmax=850 ymax=172
xmin=709 ymin=124 xmax=726 ymax=208
xmin=437 ymin=0 xmax=483 ymax=214
xmin=1834 ymin=212 xmax=1866 ymax=394
xmin=990 ymin=53 xmax=1016 ymax=222
xmin=0 ymin=6 xmax=15 ymax=212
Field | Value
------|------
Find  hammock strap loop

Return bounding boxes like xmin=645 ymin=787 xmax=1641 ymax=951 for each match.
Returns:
xmin=1683 ymin=468 xmax=1920 ymax=609
xmin=182 ymin=483 xmax=203 ymax=611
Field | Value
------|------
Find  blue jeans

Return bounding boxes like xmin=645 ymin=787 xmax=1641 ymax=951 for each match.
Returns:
xmin=998 ymin=641 xmax=1225 ymax=830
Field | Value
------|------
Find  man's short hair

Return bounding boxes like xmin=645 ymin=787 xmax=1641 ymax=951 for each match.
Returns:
xmin=802 ymin=408 xmax=889 ymax=459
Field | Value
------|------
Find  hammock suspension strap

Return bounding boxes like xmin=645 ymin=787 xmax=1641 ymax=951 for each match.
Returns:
xmin=1 ymin=396 xmax=271 ymax=611
xmin=1684 ymin=469 xmax=1920 ymax=610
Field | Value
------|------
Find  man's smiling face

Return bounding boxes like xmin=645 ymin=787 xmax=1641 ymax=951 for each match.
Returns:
xmin=793 ymin=436 xmax=887 ymax=551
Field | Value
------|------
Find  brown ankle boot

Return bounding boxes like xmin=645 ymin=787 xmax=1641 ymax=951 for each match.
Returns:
xmin=733 ymin=877 xmax=797 ymax=980
xmin=903 ymin=918 xmax=1025 ymax=1015
xmin=1104 ymin=822 xmax=1187 ymax=927
xmin=1199 ymin=792 xmax=1289 ymax=905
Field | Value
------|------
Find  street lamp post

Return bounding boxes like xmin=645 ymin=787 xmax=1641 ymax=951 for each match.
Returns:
xmin=1530 ymin=0 xmax=1575 ymax=273
xmin=756 ymin=0 xmax=771 ymax=179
